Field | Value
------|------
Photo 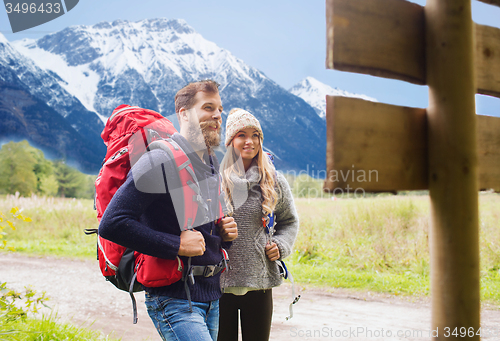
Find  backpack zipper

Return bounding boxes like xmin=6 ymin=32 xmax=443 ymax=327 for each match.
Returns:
xmin=105 ymin=147 xmax=129 ymax=165
xmin=97 ymin=237 xmax=119 ymax=271
xmin=108 ymin=106 xmax=140 ymax=122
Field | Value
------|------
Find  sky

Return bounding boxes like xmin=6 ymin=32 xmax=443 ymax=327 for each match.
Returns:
xmin=1 ymin=0 xmax=499 ymax=116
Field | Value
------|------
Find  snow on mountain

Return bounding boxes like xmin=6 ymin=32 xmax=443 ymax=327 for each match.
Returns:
xmin=0 ymin=31 xmax=104 ymax=140
xmin=13 ymin=38 xmax=102 ymax=118
xmin=12 ymin=19 xmax=269 ymax=118
xmin=0 ymin=33 xmax=9 ymax=44
xmin=2 ymin=33 xmax=101 ymax=121
xmin=0 ymin=32 xmax=106 ymax=172
xmin=289 ymin=76 xmax=377 ymax=119
xmin=10 ymin=18 xmax=326 ymax=171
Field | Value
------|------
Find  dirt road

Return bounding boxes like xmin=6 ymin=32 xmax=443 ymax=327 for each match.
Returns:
xmin=2 ymin=253 xmax=500 ymax=340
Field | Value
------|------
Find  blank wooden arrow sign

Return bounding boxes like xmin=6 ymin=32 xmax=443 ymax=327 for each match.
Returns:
xmin=327 ymin=0 xmax=500 ymax=98
xmin=476 ymin=24 xmax=500 ymax=98
xmin=324 ymin=96 xmax=500 ymax=192
xmin=325 ymin=0 xmax=499 ymax=338
xmin=326 ymin=0 xmax=425 ymax=85
xmin=477 ymin=0 xmax=500 ymax=7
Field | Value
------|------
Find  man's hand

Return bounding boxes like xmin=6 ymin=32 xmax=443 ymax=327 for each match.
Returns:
xmin=218 ymin=216 xmax=238 ymax=242
xmin=265 ymin=242 xmax=280 ymax=262
xmin=178 ymin=230 xmax=205 ymax=257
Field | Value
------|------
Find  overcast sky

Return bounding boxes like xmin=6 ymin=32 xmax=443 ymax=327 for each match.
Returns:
xmin=1 ymin=0 xmax=499 ymax=116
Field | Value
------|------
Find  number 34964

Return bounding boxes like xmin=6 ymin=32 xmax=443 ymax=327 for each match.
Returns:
xmin=5 ymin=3 xmax=62 ymax=14
xmin=443 ymin=327 xmax=482 ymax=337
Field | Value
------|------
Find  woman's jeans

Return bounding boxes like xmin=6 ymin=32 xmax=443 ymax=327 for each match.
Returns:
xmin=145 ymin=293 xmax=219 ymax=341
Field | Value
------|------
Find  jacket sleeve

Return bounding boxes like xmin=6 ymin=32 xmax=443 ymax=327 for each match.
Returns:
xmin=271 ymin=172 xmax=299 ymax=260
xmin=98 ymin=150 xmax=181 ymax=260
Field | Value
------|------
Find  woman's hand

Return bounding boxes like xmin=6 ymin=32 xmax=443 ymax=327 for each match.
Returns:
xmin=265 ymin=242 xmax=280 ymax=261
xmin=218 ymin=216 xmax=238 ymax=242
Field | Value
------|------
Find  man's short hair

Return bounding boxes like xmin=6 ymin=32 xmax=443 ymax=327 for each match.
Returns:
xmin=175 ymin=80 xmax=220 ymax=114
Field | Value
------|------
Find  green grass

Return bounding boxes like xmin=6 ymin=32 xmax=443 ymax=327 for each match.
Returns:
xmin=0 ymin=196 xmax=110 ymax=340
xmin=2 ymin=193 xmax=500 ymax=305
xmin=287 ymin=195 xmax=430 ymax=297
xmin=0 ymin=195 xmax=97 ymax=258
xmin=287 ymin=193 xmax=500 ymax=304
xmin=1 ymin=313 xmax=117 ymax=340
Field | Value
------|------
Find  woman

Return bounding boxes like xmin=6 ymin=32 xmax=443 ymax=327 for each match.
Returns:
xmin=218 ymin=108 xmax=299 ymax=341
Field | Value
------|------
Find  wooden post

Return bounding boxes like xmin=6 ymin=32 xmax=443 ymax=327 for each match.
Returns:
xmin=425 ymin=0 xmax=480 ymax=339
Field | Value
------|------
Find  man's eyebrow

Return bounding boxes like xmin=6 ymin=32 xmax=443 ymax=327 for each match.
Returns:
xmin=203 ymin=102 xmax=223 ymax=109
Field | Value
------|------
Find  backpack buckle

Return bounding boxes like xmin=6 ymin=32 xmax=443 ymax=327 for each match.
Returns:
xmin=188 ymin=267 xmax=195 ymax=285
xmin=203 ymin=265 xmax=216 ymax=277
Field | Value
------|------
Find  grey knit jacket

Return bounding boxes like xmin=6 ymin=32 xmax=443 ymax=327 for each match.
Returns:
xmin=220 ymin=161 xmax=299 ymax=290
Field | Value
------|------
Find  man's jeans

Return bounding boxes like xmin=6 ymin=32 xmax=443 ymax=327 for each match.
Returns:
xmin=145 ymin=293 xmax=219 ymax=341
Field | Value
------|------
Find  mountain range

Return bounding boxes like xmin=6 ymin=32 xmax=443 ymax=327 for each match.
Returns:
xmin=0 ymin=18 xmax=369 ymax=173
xmin=290 ymin=76 xmax=377 ymax=119
xmin=0 ymin=33 xmax=106 ymax=172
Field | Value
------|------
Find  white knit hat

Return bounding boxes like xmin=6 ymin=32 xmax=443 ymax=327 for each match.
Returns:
xmin=225 ymin=108 xmax=263 ymax=147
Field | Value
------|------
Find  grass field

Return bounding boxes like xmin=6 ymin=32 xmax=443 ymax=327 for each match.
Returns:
xmin=0 ymin=195 xmax=97 ymax=258
xmin=289 ymin=193 xmax=500 ymax=303
xmin=0 ymin=313 xmax=115 ymax=341
xmin=1 ymin=192 xmax=500 ymax=304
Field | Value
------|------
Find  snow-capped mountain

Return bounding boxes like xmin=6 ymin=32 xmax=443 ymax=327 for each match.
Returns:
xmin=0 ymin=33 xmax=105 ymax=172
xmin=12 ymin=18 xmax=326 ymax=171
xmin=289 ymin=76 xmax=377 ymax=119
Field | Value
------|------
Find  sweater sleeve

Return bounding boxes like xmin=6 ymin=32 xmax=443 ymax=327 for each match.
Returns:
xmin=98 ymin=150 xmax=181 ymax=260
xmin=272 ymin=172 xmax=299 ymax=260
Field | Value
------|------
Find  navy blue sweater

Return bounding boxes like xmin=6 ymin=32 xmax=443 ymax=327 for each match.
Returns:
xmin=99 ymin=133 xmax=230 ymax=302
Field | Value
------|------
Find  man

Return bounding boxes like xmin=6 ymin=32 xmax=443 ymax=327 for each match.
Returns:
xmin=99 ymin=80 xmax=237 ymax=341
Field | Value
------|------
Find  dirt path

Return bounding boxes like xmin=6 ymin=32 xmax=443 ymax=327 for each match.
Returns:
xmin=2 ymin=253 xmax=500 ymax=340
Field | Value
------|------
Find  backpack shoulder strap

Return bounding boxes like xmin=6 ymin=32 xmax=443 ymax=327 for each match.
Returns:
xmin=148 ymin=139 xmax=209 ymax=231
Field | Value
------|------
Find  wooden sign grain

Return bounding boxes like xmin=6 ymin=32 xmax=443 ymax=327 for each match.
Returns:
xmin=476 ymin=24 xmax=500 ymax=98
xmin=477 ymin=114 xmax=500 ymax=191
xmin=324 ymin=96 xmax=427 ymax=192
xmin=325 ymin=97 xmax=500 ymax=192
xmin=327 ymin=0 xmax=500 ymax=99
xmin=326 ymin=0 xmax=426 ymax=85
xmin=476 ymin=0 xmax=500 ymax=7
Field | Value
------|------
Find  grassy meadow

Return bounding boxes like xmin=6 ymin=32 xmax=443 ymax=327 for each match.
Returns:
xmin=289 ymin=193 xmax=500 ymax=304
xmin=0 ymin=195 xmax=97 ymax=258
xmin=0 ymin=313 xmax=116 ymax=341
xmin=2 ymin=192 xmax=500 ymax=305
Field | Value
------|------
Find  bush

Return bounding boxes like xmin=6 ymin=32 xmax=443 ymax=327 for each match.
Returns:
xmin=0 ymin=207 xmax=114 ymax=340
xmin=0 ymin=207 xmax=47 ymax=338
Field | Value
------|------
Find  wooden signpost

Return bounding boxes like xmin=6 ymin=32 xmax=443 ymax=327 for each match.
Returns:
xmin=325 ymin=0 xmax=500 ymax=339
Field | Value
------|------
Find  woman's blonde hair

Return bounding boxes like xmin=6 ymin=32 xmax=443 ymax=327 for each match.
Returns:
xmin=220 ymin=109 xmax=278 ymax=215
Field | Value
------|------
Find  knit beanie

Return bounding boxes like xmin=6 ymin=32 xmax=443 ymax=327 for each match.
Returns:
xmin=225 ymin=108 xmax=263 ymax=147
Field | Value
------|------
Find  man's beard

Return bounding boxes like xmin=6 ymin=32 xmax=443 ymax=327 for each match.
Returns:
xmin=200 ymin=121 xmax=221 ymax=148
xmin=186 ymin=120 xmax=221 ymax=153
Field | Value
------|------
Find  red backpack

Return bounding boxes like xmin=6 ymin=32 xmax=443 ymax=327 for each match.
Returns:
xmin=85 ymin=105 xmax=223 ymax=323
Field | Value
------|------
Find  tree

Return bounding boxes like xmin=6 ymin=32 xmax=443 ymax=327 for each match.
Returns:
xmin=292 ymin=174 xmax=324 ymax=198
xmin=76 ymin=174 xmax=96 ymax=200
xmin=31 ymin=149 xmax=55 ymax=194
xmin=0 ymin=141 xmax=37 ymax=196
xmin=53 ymin=161 xmax=86 ymax=198
xmin=39 ymin=174 xmax=59 ymax=196
xmin=0 ymin=141 xmax=95 ymax=198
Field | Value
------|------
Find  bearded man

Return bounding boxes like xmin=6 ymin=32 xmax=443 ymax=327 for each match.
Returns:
xmin=99 ymin=80 xmax=238 ymax=341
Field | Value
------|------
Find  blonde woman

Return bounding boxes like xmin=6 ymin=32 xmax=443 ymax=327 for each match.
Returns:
xmin=218 ymin=109 xmax=299 ymax=341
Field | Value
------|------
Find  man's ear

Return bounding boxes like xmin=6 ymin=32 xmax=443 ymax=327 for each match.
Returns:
xmin=178 ymin=107 xmax=189 ymax=123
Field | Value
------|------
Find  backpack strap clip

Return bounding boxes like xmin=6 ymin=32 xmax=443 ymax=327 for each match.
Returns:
xmin=202 ymin=265 xmax=216 ymax=277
